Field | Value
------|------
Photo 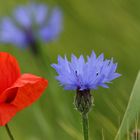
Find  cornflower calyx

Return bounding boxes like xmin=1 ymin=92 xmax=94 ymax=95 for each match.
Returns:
xmin=74 ymin=89 xmax=93 ymax=115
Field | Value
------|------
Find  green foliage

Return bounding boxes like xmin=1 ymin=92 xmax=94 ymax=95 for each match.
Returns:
xmin=115 ymin=71 xmax=140 ymax=140
xmin=0 ymin=0 xmax=140 ymax=140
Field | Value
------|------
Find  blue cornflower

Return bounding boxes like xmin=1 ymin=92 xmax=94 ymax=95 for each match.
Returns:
xmin=0 ymin=3 xmax=62 ymax=49
xmin=52 ymin=51 xmax=121 ymax=137
xmin=52 ymin=51 xmax=121 ymax=91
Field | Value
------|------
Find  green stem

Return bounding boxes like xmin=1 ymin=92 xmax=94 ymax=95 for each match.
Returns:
xmin=82 ymin=114 xmax=89 ymax=140
xmin=5 ymin=124 xmax=15 ymax=140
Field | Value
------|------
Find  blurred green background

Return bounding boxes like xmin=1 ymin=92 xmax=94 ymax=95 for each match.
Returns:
xmin=0 ymin=0 xmax=140 ymax=139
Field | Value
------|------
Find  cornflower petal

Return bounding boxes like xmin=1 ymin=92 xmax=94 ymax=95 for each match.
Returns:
xmin=39 ymin=8 xmax=62 ymax=41
xmin=52 ymin=51 xmax=121 ymax=91
xmin=0 ymin=18 xmax=25 ymax=46
xmin=14 ymin=6 xmax=31 ymax=27
xmin=0 ymin=3 xmax=62 ymax=48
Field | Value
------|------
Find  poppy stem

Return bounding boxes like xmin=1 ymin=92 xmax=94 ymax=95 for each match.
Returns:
xmin=82 ymin=114 xmax=89 ymax=140
xmin=5 ymin=124 xmax=15 ymax=140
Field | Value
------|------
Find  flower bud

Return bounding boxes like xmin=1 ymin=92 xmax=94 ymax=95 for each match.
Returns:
xmin=74 ymin=89 xmax=93 ymax=115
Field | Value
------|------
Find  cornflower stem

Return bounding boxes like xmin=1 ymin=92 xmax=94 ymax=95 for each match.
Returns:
xmin=82 ymin=113 xmax=89 ymax=140
xmin=29 ymin=42 xmax=52 ymax=74
xmin=5 ymin=124 xmax=15 ymax=140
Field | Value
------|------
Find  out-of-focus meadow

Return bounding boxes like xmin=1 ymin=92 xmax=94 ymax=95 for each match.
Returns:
xmin=0 ymin=0 xmax=140 ymax=140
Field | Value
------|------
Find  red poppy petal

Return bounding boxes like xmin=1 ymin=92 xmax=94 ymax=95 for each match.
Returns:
xmin=0 ymin=52 xmax=20 ymax=94
xmin=11 ymin=74 xmax=48 ymax=111
xmin=0 ymin=74 xmax=47 ymax=126
xmin=0 ymin=87 xmax=18 ymax=104
xmin=0 ymin=104 xmax=17 ymax=126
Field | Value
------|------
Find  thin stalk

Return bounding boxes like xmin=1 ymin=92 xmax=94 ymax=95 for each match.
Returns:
xmin=5 ymin=124 xmax=15 ymax=140
xmin=82 ymin=114 xmax=89 ymax=140
xmin=29 ymin=42 xmax=53 ymax=77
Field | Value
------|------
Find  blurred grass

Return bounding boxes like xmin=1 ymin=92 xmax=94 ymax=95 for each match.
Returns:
xmin=0 ymin=0 xmax=140 ymax=140
xmin=115 ymin=71 xmax=140 ymax=140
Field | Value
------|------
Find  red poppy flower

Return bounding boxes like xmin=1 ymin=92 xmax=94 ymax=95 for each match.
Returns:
xmin=0 ymin=52 xmax=48 ymax=126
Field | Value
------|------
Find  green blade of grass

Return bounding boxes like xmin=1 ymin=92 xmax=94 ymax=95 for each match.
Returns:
xmin=114 ymin=71 xmax=140 ymax=140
